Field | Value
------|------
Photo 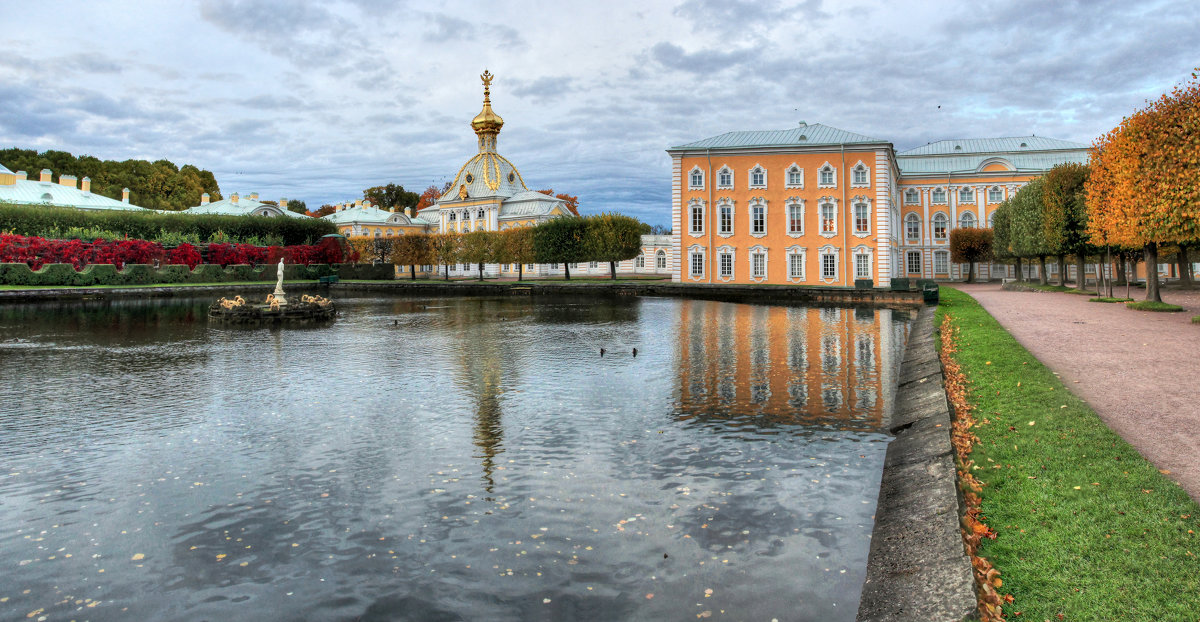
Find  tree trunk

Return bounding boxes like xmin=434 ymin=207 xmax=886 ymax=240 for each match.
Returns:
xmin=477 ymin=262 xmax=484 ymax=281
xmin=1178 ymin=246 xmax=1194 ymax=289
xmin=1015 ymin=257 xmax=1023 ymax=282
xmin=444 ymin=264 xmax=450 ymax=281
xmin=610 ymin=260 xmax=617 ymax=280
xmin=1038 ymin=256 xmax=1048 ymax=285
xmin=1144 ymin=242 xmax=1162 ymax=302
xmin=410 ymin=264 xmax=415 ymax=280
xmin=966 ymin=261 xmax=975 ymax=283
xmin=518 ymin=264 xmax=523 ymax=282
xmin=1056 ymin=255 xmax=1067 ymax=286
xmin=564 ymin=263 xmax=571 ymax=280
xmin=1115 ymin=253 xmax=1127 ymax=285
xmin=1105 ymin=247 xmax=1113 ymax=298
xmin=1075 ymin=255 xmax=1086 ymax=290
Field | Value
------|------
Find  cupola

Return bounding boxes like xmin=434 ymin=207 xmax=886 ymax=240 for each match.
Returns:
xmin=471 ymin=70 xmax=504 ymax=153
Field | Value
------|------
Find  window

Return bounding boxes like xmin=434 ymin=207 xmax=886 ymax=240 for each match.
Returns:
xmin=749 ymin=166 xmax=766 ymax=188
xmin=589 ymin=261 xmax=599 ymax=269
xmin=502 ymin=264 xmax=510 ymax=271
xmin=690 ymin=202 xmax=704 ymax=234
xmin=988 ymin=186 xmax=1003 ymax=203
xmin=960 ymin=212 xmax=976 ymax=228
xmin=635 ymin=254 xmax=645 ymax=268
xmin=905 ymin=213 xmax=920 ymax=241
xmin=855 ymin=252 xmax=871 ymax=279
xmin=719 ymin=202 xmax=733 ymax=235
xmin=934 ymin=251 xmax=949 ymax=274
xmin=656 ymin=250 xmax=667 ymax=269
xmin=786 ymin=165 xmax=803 ymax=188
xmin=689 ymin=167 xmax=704 ymax=189
xmin=820 ymin=202 xmax=836 ymax=234
xmin=904 ymin=188 xmax=919 ymax=204
xmin=852 ymin=163 xmax=868 ymax=186
xmin=717 ymin=166 xmax=733 ymax=189
xmin=449 ymin=212 xmax=457 ymax=221
xmin=751 ymin=251 xmax=766 ymax=278
xmin=788 ymin=250 xmax=805 ymax=279
xmin=959 ymin=187 xmax=974 ymax=203
xmin=788 ymin=202 xmax=804 ymax=235
xmin=477 ymin=209 xmax=485 ymax=219
xmin=907 ymin=251 xmax=922 ymax=274
xmin=550 ymin=263 xmax=559 ymax=269
xmin=819 ymin=164 xmax=835 ymax=187
xmin=690 ymin=252 xmax=704 ymax=277
xmin=853 ymin=202 xmax=869 ymax=234
xmin=751 ymin=203 xmax=765 ymax=235
xmin=987 ymin=211 xmax=995 ymax=228
xmin=821 ymin=252 xmax=837 ymax=279
xmin=932 ymin=213 xmax=948 ymax=240
xmin=719 ymin=252 xmax=733 ymax=278
xmin=931 ymin=188 xmax=946 ymax=204
xmin=527 ymin=263 xmax=535 ymax=270
xmin=374 ymin=230 xmax=382 ymax=237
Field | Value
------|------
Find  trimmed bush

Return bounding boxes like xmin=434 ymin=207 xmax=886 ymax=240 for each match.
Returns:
xmin=34 ymin=264 xmax=78 ymax=286
xmin=189 ymin=264 xmax=226 ymax=283
xmin=117 ymin=264 xmax=156 ymax=285
xmin=156 ymin=265 xmax=192 ymax=283
xmin=76 ymin=264 xmax=118 ymax=286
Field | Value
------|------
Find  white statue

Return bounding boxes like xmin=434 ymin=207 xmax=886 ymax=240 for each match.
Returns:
xmin=272 ymin=258 xmax=287 ymax=306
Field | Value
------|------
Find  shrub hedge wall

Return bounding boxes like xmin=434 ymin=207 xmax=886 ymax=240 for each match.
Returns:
xmin=0 ymin=262 xmax=395 ymax=286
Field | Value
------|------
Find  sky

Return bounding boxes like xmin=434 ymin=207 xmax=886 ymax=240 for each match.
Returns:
xmin=1 ymin=0 xmax=1197 ymax=226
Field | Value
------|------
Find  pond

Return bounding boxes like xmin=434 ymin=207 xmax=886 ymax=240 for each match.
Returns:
xmin=0 ymin=295 xmax=910 ymax=621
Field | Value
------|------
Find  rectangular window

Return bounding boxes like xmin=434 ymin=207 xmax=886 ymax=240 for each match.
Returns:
xmin=690 ymin=205 xmax=704 ymax=234
xmin=690 ymin=170 xmax=703 ymax=189
xmin=719 ymin=205 xmax=732 ymax=234
xmin=718 ymin=169 xmax=732 ymax=188
xmin=906 ymin=216 xmax=920 ymax=240
xmin=934 ymin=252 xmax=948 ymax=274
xmin=855 ymin=254 xmax=870 ymax=279
xmin=550 ymin=263 xmax=558 ymax=269
xmin=820 ymin=168 xmax=834 ymax=185
xmin=788 ymin=204 xmax=803 ymax=234
xmin=788 ymin=169 xmax=802 ymax=186
xmin=821 ymin=204 xmax=836 ymax=234
xmin=752 ymin=205 xmax=765 ymax=234
xmin=854 ymin=203 xmax=869 ymax=234
xmin=988 ymin=187 xmax=1002 ymax=202
xmin=853 ymin=167 xmax=867 ymax=185
xmin=527 ymin=263 xmax=535 ymax=270
xmin=907 ymin=251 xmax=921 ymax=274
xmin=502 ymin=264 xmax=510 ymax=271
xmin=789 ymin=253 xmax=804 ymax=279
xmin=751 ymin=169 xmax=765 ymax=187
xmin=589 ymin=261 xmax=599 ymax=269
xmin=719 ymin=253 xmax=733 ymax=278
xmin=751 ymin=253 xmax=765 ymax=278
xmin=690 ymin=253 xmax=704 ymax=277
xmin=635 ymin=255 xmax=645 ymax=268
xmin=821 ymin=254 xmax=836 ymax=279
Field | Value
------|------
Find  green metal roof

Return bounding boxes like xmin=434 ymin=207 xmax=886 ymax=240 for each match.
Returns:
xmin=0 ymin=177 xmax=146 ymax=211
xmin=897 ymin=136 xmax=1088 ymax=156
xmin=669 ymin=123 xmax=887 ymax=151
xmin=895 ymin=136 xmax=1090 ymax=175
xmin=184 ymin=195 xmax=309 ymax=218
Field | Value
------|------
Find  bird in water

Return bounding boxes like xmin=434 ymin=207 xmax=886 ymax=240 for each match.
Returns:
xmin=632 ymin=348 xmax=638 ymax=357
xmin=600 ymin=347 xmax=606 ymax=357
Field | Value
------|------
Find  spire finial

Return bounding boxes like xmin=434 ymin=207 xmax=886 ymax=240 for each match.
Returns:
xmin=472 ymin=69 xmax=503 ymax=152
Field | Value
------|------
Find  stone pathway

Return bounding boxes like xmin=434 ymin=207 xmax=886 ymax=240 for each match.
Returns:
xmin=952 ymin=282 xmax=1200 ymax=502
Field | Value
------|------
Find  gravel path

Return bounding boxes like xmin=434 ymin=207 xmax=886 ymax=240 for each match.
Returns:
xmin=952 ymin=283 xmax=1200 ymax=502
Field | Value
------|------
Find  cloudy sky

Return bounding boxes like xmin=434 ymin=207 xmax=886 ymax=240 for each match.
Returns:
xmin=2 ymin=0 xmax=1197 ymax=225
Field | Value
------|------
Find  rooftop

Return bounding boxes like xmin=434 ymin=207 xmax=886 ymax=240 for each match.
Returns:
xmin=897 ymin=136 xmax=1088 ymax=157
xmin=669 ymin=123 xmax=887 ymax=151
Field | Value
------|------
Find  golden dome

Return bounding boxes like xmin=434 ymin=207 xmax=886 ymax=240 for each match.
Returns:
xmin=471 ymin=70 xmax=504 ymax=134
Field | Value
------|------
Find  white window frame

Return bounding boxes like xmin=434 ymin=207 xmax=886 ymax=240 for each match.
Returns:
xmin=688 ymin=245 xmax=706 ymax=280
xmin=688 ymin=165 xmax=705 ymax=190
xmin=656 ymin=249 xmax=667 ymax=270
xmin=786 ymin=245 xmax=807 ymax=282
xmin=748 ymin=198 xmax=767 ymax=238
xmin=688 ymin=199 xmax=705 ymax=237
xmin=987 ymin=186 xmax=1003 ymax=203
xmin=987 ymin=211 xmax=995 ymax=228
xmin=786 ymin=198 xmax=805 ymax=237
xmin=853 ymin=246 xmax=872 ymax=280
xmin=959 ymin=187 xmax=975 ymax=203
xmin=819 ymin=245 xmax=839 ymax=283
xmin=717 ymin=198 xmax=734 ymax=237
xmin=934 ymin=250 xmax=949 ymax=275
xmin=931 ymin=187 xmax=947 ymax=204
xmin=748 ymin=245 xmax=768 ymax=282
xmin=717 ymin=245 xmax=735 ymax=281
xmin=818 ymin=163 xmax=837 ymax=188
xmin=851 ymin=161 xmax=870 ymax=188
xmin=716 ymin=166 xmax=733 ymax=189
xmin=906 ymin=250 xmax=922 ymax=274
xmin=960 ymin=212 xmax=977 ymax=229
xmin=905 ymin=213 xmax=921 ymax=242
xmin=932 ymin=212 xmax=948 ymax=240
xmin=904 ymin=188 xmax=919 ymax=205
xmin=635 ymin=253 xmax=645 ymax=268
xmin=785 ymin=164 xmax=804 ymax=189
xmin=819 ymin=197 xmax=838 ymax=238
xmin=852 ymin=197 xmax=871 ymax=237
xmin=748 ymin=164 xmax=767 ymax=189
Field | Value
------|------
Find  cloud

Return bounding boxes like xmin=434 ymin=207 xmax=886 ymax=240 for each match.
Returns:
xmin=509 ymin=76 xmax=574 ymax=103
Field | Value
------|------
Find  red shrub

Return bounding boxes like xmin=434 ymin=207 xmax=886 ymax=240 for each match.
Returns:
xmin=166 ymin=243 xmax=202 ymax=269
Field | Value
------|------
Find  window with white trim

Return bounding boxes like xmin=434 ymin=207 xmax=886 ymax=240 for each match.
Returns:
xmin=818 ymin=164 xmax=836 ymax=187
xmin=853 ymin=201 xmax=870 ymax=234
xmin=787 ymin=201 xmax=804 ymax=235
xmin=750 ymin=248 xmax=766 ymax=279
xmin=689 ymin=167 xmax=704 ymax=189
xmin=690 ymin=251 xmax=705 ymax=277
xmin=852 ymin=163 xmax=869 ymax=187
xmin=931 ymin=188 xmax=946 ymax=204
xmin=821 ymin=251 xmax=837 ymax=280
xmin=959 ymin=187 xmax=974 ymax=203
xmin=854 ymin=250 xmax=871 ymax=279
xmin=656 ymin=250 xmax=667 ymax=269
xmin=717 ymin=166 xmax=733 ymax=189
xmin=988 ymin=186 xmax=1002 ymax=203
xmin=907 ymin=250 xmax=922 ymax=274
xmin=749 ymin=165 xmax=766 ymax=188
xmin=718 ymin=251 xmax=733 ymax=278
xmin=635 ymin=254 xmax=645 ymax=268
xmin=905 ymin=213 xmax=920 ymax=241
xmin=689 ymin=201 xmax=704 ymax=235
xmin=820 ymin=202 xmax=836 ymax=235
xmin=718 ymin=202 xmax=733 ymax=235
xmin=589 ymin=261 xmax=599 ymax=269
xmin=786 ymin=165 xmax=803 ymax=188
xmin=751 ymin=203 xmax=765 ymax=235
xmin=904 ymin=188 xmax=919 ymax=204
xmin=934 ymin=250 xmax=949 ymax=274
xmin=787 ymin=248 xmax=806 ymax=280
xmin=987 ymin=211 xmax=995 ymax=228
xmin=960 ymin=212 xmax=976 ymax=228
xmin=932 ymin=213 xmax=948 ymax=240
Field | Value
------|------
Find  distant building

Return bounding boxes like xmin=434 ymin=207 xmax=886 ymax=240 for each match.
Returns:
xmin=183 ymin=191 xmax=308 ymax=218
xmin=323 ymin=200 xmax=433 ymax=237
xmin=0 ymin=164 xmax=142 ymax=211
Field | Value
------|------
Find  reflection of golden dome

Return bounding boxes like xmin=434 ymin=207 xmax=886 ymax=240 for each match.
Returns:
xmin=471 ymin=70 xmax=504 ymax=133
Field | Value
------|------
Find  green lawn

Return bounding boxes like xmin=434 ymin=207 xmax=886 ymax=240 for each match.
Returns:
xmin=1089 ymin=297 xmax=1135 ymax=303
xmin=1126 ymin=300 xmax=1185 ymax=312
xmin=937 ymin=287 xmax=1200 ymax=620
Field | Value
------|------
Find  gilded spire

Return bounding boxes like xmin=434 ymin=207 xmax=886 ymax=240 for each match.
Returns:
xmin=471 ymin=69 xmax=504 ymax=153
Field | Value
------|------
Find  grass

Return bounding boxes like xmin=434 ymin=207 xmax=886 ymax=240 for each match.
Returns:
xmin=937 ymin=287 xmax=1200 ymax=620
xmin=1089 ymin=297 xmax=1135 ymax=303
xmin=1192 ymin=315 xmax=1200 ymax=324
xmin=1126 ymin=300 xmax=1185 ymax=312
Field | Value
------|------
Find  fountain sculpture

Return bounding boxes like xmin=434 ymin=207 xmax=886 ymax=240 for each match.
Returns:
xmin=208 ymin=260 xmax=336 ymax=324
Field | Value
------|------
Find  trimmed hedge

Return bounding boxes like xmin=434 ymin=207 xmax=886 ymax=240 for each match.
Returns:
xmin=0 ymin=202 xmax=336 ymax=246
xmin=0 ymin=262 xmax=390 ymax=286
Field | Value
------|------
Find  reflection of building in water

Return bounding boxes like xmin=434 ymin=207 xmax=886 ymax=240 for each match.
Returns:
xmin=676 ymin=300 xmax=906 ymax=430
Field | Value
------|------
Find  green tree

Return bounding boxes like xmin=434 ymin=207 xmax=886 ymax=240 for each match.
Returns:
xmin=949 ymin=228 xmax=993 ymax=283
xmin=364 ymin=184 xmax=419 ymax=213
xmin=1042 ymin=162 xmax=1094 ymax=286
xmin=430 ymin=233 xmax=462 ymax=280
xmin=1009 ymin=178 xmax=1052 ymax=284
xmin=585 ymin=213 xmax=644 ymax=280
xmin=532 ymin=217 xmax=588 ymax=280
xmin=392 ymin=233 xmax=432 ymax=280
xmin=990 ymin=200 xmax=1021 ymax=280
xmin=461 ymin=229 xmax=496 ymax=280
xmin=501 ymin=227 xmax=536 ymax=281
xmin=284 ymin=199 xmax=308 ymax=215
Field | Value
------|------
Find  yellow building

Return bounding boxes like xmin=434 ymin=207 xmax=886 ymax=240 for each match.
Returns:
xmin=668 ymin=126 xmax=1088 ymax=286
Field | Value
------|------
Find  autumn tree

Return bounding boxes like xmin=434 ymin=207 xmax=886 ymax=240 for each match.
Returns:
xmin=416 ymin=182 xmax=454 ymax=211
xmin=1087 ymin=70 xmax=1200 ymax=302
xmin=585 ymin=213 xmax=644 ymax=280
xmin=537 ymin=189 xmax=580 ymax=216
xmin=501 ymin=227 xmax=535 ymax=281
xmin=430 ymin=233 xmax=462 ymax=280
xmin=461 ymin=229 xmax=496 ymax=280
xmin=950 ymin=228 xmax=993 ymax=283
xmin=392 ymin=233 xmax=432 ymax=280
xmin=310 ymin=204 xmax=337 ymax=217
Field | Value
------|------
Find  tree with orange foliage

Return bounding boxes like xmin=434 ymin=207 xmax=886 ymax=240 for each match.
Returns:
xmin=1087 ymin=70 xmax=1200 ymax=302
xmin=537 ymin=189 xmax=580 ymax=216
xmin=415 ymin=182 xmax=454 ymax=211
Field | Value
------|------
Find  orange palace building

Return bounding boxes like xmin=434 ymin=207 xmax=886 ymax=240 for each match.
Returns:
xmin=667 ymin=124 xmax=1088 ymax=286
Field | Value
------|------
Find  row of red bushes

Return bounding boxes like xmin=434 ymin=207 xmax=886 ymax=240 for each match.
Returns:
xmin=0 ymin=234 xmax=352 ymax=270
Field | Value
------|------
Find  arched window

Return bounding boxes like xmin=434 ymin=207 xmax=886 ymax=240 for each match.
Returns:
xmin=932 ymin=213 xmax=948 ymax=240
xmin=656 ymin=249 xmax=667 ymax=269
xmin=819 ymin=164 xmax=835 ymax=187
xmin=904 ymin=188 xmax=919 ymax=204
xmin=959 ymin=187 xmax=974 ymax=203
xmin=931 ymin=188 xmax=946 ymax=204
xmin=852 ymin=163 xmax=868 ymax=186
xmin=477 ymin=209 xmax=485 ymax=219
xmin=960 ymin=212 xmax=977 ymax=228
xmin=987 ymin=211 xmax=995 ymax=228
xmin=749 ymin=165 xmax=766 ymax=188
xmin=689 ymin=167 xmax=704 ymax=189
xmin=717 ymin=166 xmax=733 ymax=189
xmin=905 ymin=213 xmax=921 ymax=241
xmin=988 ymin=186 xmax=1003 ymax=203
xmin=786 ymin=165 xmax=803 ymax=188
